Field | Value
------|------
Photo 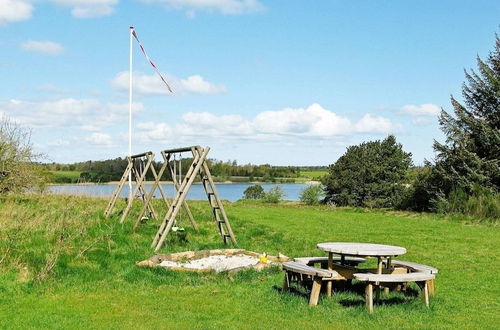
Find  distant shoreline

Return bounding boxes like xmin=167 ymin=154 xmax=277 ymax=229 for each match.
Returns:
xmin=48 ymin=180 xmax=322 ymax=186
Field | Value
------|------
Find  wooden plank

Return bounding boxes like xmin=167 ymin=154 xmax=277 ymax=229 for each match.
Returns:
xmin=317 ymin=242 xmax=407 ymax=257
xmin=390 ymin=260 xmax=439 ymax=274
xmin=353 ymin=273 xmax=435 ymax=283
xmin=294 ymin=256 xmax=366 ymax=265
xmin=282 ymin=262 xmax=337 ymax=277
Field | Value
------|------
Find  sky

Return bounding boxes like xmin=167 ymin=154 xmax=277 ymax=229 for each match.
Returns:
xmin=1 ymin=0 xmax=499 ymax=166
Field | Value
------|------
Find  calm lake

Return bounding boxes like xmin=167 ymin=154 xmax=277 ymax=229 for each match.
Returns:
xmin=48 ymin=183 xmax=314 ymax=202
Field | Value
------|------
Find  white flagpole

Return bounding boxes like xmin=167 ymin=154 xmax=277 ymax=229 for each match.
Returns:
xmin=128 ymin=26 xmax=133 ymax=200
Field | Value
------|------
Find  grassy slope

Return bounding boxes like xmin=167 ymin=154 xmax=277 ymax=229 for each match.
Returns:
xmin=49 ymin=171 xmax=82 ymax=182
xmin=299 ymin=170 xmax=328 ymax=179
xmin=0 ymin=195 xmax=498 ymax=329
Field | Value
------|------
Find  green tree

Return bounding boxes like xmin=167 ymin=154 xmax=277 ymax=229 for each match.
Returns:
xmin=323 ymin=135 xmax=412 ymax=207
xmin=243 ymin=184 xmax=264 ymax=199
xmin=431 ymin=35 xmax=500 ymax=200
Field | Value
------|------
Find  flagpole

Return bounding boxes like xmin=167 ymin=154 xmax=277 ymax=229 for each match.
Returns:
xmin=128 ymin=26 xmax=133 ymax=200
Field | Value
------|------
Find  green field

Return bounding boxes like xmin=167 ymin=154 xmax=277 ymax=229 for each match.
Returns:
xmin=299 ymin=170 xmax=328 ymax=180
xmin=48 ymin=170 xmax=82 ymax=182
xmin=0 ymin=195 xmax=498 ymax=328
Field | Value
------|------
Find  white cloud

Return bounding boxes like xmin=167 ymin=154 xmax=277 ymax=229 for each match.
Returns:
xmin=86 ymin=132 xmax=113 ymax=145
xmin=139 ymin=0 xmax=264 ymax=15
xmin=0 ymin=98 xmax=144 ymax=129
xmin=136 ymin=103 xmax=401 ymax=143
xmin=49 ymin=0 xmax=118 ymax=18
xmin=21 ymin=40 xmax=64 ymax=55
xmin=399 ymin=103 xmax=441 ymax=116
xmin=0 ymin=0 xmax=33 ymax=26
xmin=112 ymin=71 xmax=227 ymax=95
xmin=355 ymin=114 xmax=402 ymax=133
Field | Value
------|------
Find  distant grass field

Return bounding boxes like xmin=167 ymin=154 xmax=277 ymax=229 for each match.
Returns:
xmin=0 ymin=195 xmax=498 ymax=328
xmin=300 ymin=170 xmax=328 ymax=180
xmin=49 ymin=170 xmax=82 ymax=182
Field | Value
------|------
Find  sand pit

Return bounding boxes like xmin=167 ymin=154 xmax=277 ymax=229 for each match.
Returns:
xmin=137 ymin=249 xmax=290 ymax=273
xmin=159 ymin=254 xmax=260 ymax=272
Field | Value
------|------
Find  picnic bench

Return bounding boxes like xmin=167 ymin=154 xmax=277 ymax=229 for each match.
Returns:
xmin=383 ymin=260 xmax=438 ymax=295
xmin=282 ymin=261 xmax=339 ymax=306
xmin=354 ymin=272 xmax=435 ymax=313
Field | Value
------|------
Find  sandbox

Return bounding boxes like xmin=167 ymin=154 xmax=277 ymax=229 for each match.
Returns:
xmin=136 ymin=249 xmax=290 ymax=273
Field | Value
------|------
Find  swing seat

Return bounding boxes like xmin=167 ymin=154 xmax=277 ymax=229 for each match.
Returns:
xmin=172 ymin=226 xmax=185 ymax=232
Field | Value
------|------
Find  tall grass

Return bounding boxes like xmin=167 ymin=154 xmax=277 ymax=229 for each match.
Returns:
xmin=436 ymin=185 xmax=499 ymax=220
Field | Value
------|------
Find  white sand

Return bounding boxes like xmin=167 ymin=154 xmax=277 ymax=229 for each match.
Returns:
xmin=159 ymin=254 xmax=260 ymax=272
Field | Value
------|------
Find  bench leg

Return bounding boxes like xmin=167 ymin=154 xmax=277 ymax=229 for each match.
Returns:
xmin=366 ymin=283 xmax=373 ymax=313
xmin=428 ymin=279 xmax=435 ymax=296
xmin=422 ymin=281 xmax=430 ymax=307
xmin=309 ymin=278 xmax=322 ymax=306
xmin=283 ymin=272 xmax=289 ymax=291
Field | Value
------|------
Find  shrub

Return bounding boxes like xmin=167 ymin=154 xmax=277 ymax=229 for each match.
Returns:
xmin=263 ymin=185 xmax=285 ymax=203
xmin=435 ymin=185 xmax=499 ymax=219
xmin=243 ymin=184 xmax=264 ymax=199
xmin=299 ymin=185 xmax=324 ymax=205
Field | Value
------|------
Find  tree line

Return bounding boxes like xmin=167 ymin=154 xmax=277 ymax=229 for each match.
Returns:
xmin=43 ymin=158 xmax=303 ymax=183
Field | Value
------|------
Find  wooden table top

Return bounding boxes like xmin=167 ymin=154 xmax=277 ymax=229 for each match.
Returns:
xmin=317 ymin=242 xmax=407 ymax=257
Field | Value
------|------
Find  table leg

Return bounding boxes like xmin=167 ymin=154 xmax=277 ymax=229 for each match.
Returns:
xmin=376 ymin=257 xmax=382 ymax=301
xmin=327 ymin=252 xmax=333 ymax=297
xmin=384 ymin=257 xmax=391 ymax=295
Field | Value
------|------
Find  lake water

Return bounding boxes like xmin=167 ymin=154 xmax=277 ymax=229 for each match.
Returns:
xmin=47 ymin=183 xmax=314 ymax=202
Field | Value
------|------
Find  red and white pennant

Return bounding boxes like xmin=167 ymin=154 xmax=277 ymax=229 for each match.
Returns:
xmin=131 ymin=26 xmax=173 ymax=93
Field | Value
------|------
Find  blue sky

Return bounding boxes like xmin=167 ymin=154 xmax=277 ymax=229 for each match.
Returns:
xmin=1 ymin=0 xmax=498 ymax=165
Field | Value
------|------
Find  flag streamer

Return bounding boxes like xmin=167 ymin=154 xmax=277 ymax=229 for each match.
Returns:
xmin=132 ymin=29 xmax=173 ymax=93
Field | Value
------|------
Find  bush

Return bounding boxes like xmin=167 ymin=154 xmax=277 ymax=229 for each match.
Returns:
xmin=263 ymin=185 xmax=285 ymax=203
xmin=435 ymin=185 xmax=499 ymax=219
xmin=299 ymin=185 xmax=324 ymax=205
xmin=0 ymin=116 xmax=45 ymax=193
xmin=243 ymin=184 xmax=264 ymax=199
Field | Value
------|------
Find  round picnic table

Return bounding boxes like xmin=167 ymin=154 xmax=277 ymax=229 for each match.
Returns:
xmin=317 ymin=242 xmax=407 ymax=296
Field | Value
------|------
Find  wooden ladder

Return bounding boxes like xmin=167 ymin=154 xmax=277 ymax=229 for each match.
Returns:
xmin=194 ymin=146 xmax=237 ymax=245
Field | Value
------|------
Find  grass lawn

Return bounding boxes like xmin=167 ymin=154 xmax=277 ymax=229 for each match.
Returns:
xmin=0 ymin=195 xmax=498 ymax=329
xmin=299 ymin=170 xmax=328 ymax=180
xmin=49 ymin=171 xmax=82 ymax=182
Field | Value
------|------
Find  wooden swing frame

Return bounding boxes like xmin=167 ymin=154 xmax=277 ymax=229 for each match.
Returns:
xmin=103 ymin=146 xmax=237 ymax=251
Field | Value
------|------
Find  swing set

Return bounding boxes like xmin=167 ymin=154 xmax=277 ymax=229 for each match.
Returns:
xmin=104 ymin=146 xmax=237 ymax=251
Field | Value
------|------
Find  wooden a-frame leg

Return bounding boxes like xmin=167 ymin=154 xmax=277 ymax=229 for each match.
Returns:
xmin=366 ymin=283 xmax=373 ymax=313
xmin=309 ymin=277 xmax=322 ymax=306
